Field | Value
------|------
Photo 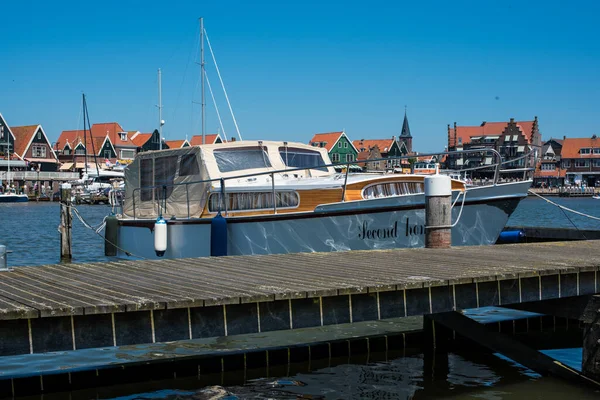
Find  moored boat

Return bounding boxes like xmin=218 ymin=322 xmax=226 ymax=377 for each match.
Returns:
xmin=0 ymin=189 xmax=28 ymax=203
xmin=109 ymin=141 xmax=533 ymax=259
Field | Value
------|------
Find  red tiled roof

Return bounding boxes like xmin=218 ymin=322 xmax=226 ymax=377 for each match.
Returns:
xmin=352 ymin=139 xmax=394 ymax=153
xmin=92 ymin=123 xmax=127 ymax=146
xmin=164 ymin=140 xmax=187 ymax=148
xmin=10 ymin=125 xmax=38 ymax=157
xmin=561 ymin=137 xmax=600 ymax=159
xmin=190 ymin=134 xmax=222 ymax=145
xmin=56 ymin=129 xmax=94 ymax=150
xmin=309 ymin=132 xmax=344 ymax=152
xmin=449 ymin=120 xmax=536 ymax=146
xmin=131 ymin=133 xmax=152 ymax=147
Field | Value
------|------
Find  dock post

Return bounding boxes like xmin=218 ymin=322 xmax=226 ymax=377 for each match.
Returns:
xmin=583 ymin=295 xmax=600 ymax=380
xmin=0 ymin=245 xmax=10 ymax=272
xmin=60 ymin=183 xmax=72 ymax=262
xmin=424 ymin=175 xmax=452 ymax=248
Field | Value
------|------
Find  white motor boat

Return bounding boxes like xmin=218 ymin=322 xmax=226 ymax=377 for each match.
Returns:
xmin=108 ymin=141 xmax=534 ymax=260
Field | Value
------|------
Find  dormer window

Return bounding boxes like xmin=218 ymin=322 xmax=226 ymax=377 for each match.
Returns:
xmin=119 ymin=132 xmax=128 ymax=141
xmin=581 ymin=148 xmax=591 ymax=154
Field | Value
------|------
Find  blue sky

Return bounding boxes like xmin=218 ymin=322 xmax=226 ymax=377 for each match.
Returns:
xmin=1 ymin=0 xmax=598 ymax=152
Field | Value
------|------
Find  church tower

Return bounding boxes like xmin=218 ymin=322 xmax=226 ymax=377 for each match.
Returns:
xmin=399 ymin=107 xmax=412 ymax=153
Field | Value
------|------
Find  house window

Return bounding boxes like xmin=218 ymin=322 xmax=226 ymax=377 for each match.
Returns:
xmin=563 ymin=160 xmax=570 ymax=168
xmin=120 ymin=132 xmax=128 ymax=141
xmin=504 ymin=135 xmax=511 ymax=141
xmin=541 ymin=163 xmax=555 ymax=171
xmin=457 ymin=138 xmax=462 ymax=145
xmin=104 ymin=150 xmax=112 ymax=159
xmin=575 ymin=159 xmax=589 ymax=167
xmin=344 ymin=142 xmax=348 ymax=148
xmin=320 ymin=142 xmax=326 ymax=148
xmin=346 ymin=154 xmax=354 ymax=162
xmin=581 ymin=148 xmax=591 ymax=154
xmin=37 ymin=130 xmax=41 ymax=140
xmin=594 ymin=160 xmax=600 ymax=168
xmin=594 ymin=149 xmax=600 ymax=154
xmin=32 ymin=145 xmax=46 ymax=158
xmin=75 ymin=147 xmax=85 ymax=155
xmin=63 ymin=149 xmax=71 ymax=155
xmin=338 ymin=142 xmax=342 ymax=148
xmin=120 ymin=149 xmax=135 ymax=159
xmin=331 ymin=153 xmax=340 ymax=162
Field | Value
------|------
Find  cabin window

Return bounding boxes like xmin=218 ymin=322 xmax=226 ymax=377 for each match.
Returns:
xmin=278 ymin=147 xmax=328 ymax=171
xmin=140 ymin=158 xmax=153 ymax=201
xmin=154 ymin=156 xmax=178 ymax=198
xmin=179 ymin=154 xmax=200 ymax=176
xmin=362 ymin=181 xmax=424 ymax=199
xmin=214 ymin=147 xmax=271 ymax=173
xmin=208 ymin=191 xmax=299 ymax=212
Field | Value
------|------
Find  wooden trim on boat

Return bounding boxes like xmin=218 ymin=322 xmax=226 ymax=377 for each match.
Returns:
xmin=119 ymin=196 xmax=522 ymax=228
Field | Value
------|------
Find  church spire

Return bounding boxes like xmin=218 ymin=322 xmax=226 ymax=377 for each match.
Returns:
xmin=400 ymin=107 xmax=412 ymax=138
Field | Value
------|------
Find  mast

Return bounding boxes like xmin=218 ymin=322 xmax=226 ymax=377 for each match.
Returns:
xmin=2 ymin=126 xmax=8 ymax=186
xmin=158 ymin=68 xmax=163 ymax=150
xmin=200 ymin=17 xmax=206 ymax=145
xmin=83 ymin=93 xmax=88 ymax=176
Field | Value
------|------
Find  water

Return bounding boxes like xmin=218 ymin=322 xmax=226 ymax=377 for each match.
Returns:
xmin=2 ymin=198 xmax=599 ymax=398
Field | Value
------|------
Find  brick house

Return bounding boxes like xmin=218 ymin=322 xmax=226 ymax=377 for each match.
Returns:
xmin=446 ymin=117 xmax=542 ymax=177
xmin=10 ymin=125 xmax=59 ymax=172
xmin=533 ymin=138 xmax=565 ymax=187
xmin=561 ymin=136 xmax=600 ymax=187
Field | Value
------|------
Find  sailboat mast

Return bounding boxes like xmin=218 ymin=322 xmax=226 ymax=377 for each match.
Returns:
xmin=158 ymin=68 xmax=163 ymax=151
xmin=200 ymin=17 xmax=206 ymax=145
xmin=83 ymin=93 xmax=88 ymax=176
xmin=3 ymin=127 xmax=9 ymax=186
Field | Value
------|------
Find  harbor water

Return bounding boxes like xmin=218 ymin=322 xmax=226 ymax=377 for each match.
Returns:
xmin=0 ymin=197 xmax=599 ymax=399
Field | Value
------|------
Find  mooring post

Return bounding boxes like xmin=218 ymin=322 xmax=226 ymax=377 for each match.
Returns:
xmin=424 ymin=175 xmax=452 ymax=248
xmin=582 ymin=295 xmax=600 ymax=381
xmin=60 ymin=183 xmax=72 ymax=262
xmin=0 ymin=244 xmax=10 ymax=272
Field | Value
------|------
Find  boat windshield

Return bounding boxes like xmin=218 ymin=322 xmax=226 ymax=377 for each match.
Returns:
xmin=279 ymin=147 xmax=328 ymax=171
xmin=214 ymin=147 xmax=272 ymax=173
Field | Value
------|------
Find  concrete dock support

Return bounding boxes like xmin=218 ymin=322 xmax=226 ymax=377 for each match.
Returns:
xmin=583 ymin=295 xmax=600 ymax=380
xmin=424 ymin=175 xmax=452 ymax=248
xmin=60 ymin=183 xmax=72 ymax=262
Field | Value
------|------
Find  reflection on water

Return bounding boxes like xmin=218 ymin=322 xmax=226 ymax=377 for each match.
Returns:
xmin=102 ymin=350 xmax=598 ymax=400
xmin=508 ymin=197 xmax=600 ymax=230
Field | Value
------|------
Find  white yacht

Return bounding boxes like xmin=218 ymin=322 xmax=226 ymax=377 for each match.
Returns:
xmin=108 ymin=141 xmax=532 ymax=259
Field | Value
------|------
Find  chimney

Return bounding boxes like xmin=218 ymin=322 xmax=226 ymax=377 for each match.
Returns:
xmin=481 ymin=121 xmax=486 ymax=126
xmin=563 ymin=135 xmax=566 ymax=141
xmin=392 ymin=135 xmax=396 ymax=141
xmin=231 ymin=137 xmax=236 ymax=142
xmin=509 ymin=118 xmax=515 ymax=123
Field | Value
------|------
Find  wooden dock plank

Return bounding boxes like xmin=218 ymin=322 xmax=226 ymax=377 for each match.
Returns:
xmin=0 ymin=241 xmax=598 ymax=320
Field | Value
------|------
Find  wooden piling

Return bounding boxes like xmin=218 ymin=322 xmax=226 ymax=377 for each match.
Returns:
xmin=60 ymin=183 xmax=72 ymax=262
xmin=424 ymin=175 xmax=452 ymax=248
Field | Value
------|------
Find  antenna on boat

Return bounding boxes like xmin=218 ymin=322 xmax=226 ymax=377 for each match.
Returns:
xmin=200 ymin=17 xmax=206 ymax=145
xmin=158 ymin=68 xmax=164 ymax=150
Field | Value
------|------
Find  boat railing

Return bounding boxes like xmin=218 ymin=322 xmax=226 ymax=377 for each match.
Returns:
xmin=0 ymin=171 xmax=80 ymax=181
xmin=126 ymin=147 xmax=535 ymax=220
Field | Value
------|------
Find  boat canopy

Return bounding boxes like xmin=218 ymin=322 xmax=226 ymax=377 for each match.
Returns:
xmin=123 ymin=141 xmax=333 ymax=219
xmin=123 ymin=141 xmax=335 ymax=218
xmin=123 ymin=146 xmax=209 ymax=218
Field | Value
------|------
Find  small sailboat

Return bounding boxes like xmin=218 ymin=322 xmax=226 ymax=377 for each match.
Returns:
xmin=0 ymin=126 xmax=28 ymax=203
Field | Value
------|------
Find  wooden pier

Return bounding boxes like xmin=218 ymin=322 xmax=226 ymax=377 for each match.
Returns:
xmin=0 ymin=241 xmax=599 ymax=396
xmin=0 ymin=241 xmax=598 ymax=354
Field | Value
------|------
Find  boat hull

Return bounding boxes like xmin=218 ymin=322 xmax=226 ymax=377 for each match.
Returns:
xmin=115 ymin=181 xmax=530 ymax=260
xmin=0 ymin=194 xmax=29 ymax=203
